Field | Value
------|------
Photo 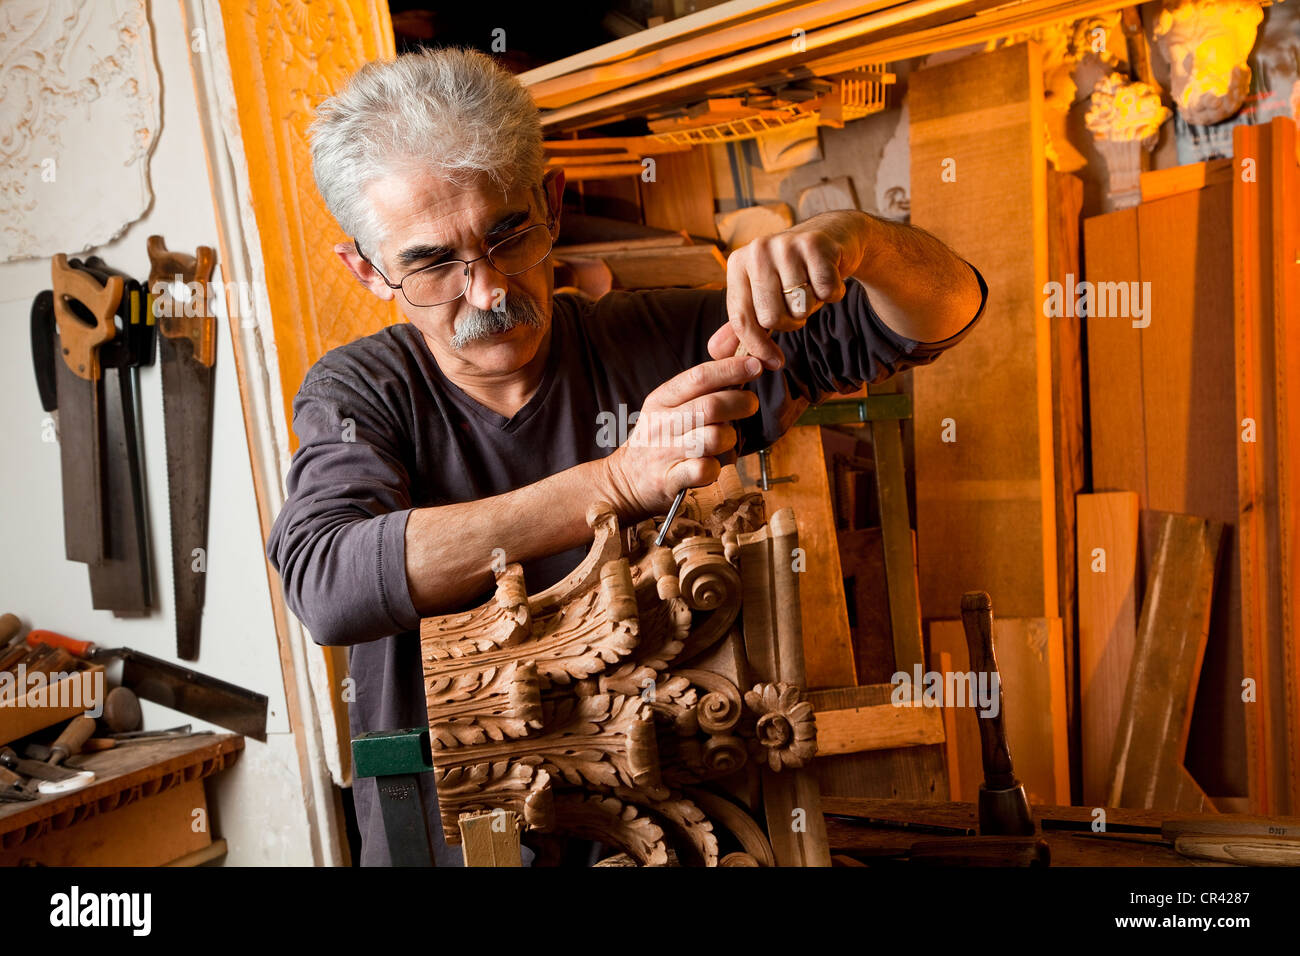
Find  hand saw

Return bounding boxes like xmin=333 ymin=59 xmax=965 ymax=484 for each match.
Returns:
xmin=50 ymin=254 xmax=121 ymax=566
xmin=74 ymin=257 xmax=156 ymax=615
xmin=35 ymin=262 xmax=156 ymax=613
xmin=147 ymin=237 xmax=218 ymax=661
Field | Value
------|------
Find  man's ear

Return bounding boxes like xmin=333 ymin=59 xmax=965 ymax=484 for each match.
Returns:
xmin=542 ymin=167 xmax=565 ymax=236
xmin=334 ymin=241 xmax=396 ymax=301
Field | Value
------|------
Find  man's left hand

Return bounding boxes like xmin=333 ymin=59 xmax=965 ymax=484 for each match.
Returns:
xmin=708 ymin=210 xmax=868 ymax=369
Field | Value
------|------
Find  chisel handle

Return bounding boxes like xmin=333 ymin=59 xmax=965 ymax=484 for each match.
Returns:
xmin=49 ymin=715 xmax=97 ymax=765
xmin=25 ymin=629 xmax=95 ymax=658
xmin=960 ymin=591 xmax=1018 ymax=790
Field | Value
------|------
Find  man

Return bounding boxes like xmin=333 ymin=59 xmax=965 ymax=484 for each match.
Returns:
xmin=266 ymin=46 xmax=987 ymax=866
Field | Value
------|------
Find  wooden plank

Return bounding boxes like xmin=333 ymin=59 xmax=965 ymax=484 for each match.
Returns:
xmin=518 ymin=0 xmax=808 ymax=89
xmin=822 ymin=796 xmax=1250 ymax=866
xmin=809 ymin=683 xmax=945 ymax=755
xmin=1139 ymin=158 xmax=1233 ymax=204
xmin=553 ymin=234 xmax=690 ymax=256
xmin=738 ymin=428 xmax=857 ymax=688
xmin=1047 ymin=168 xmax=1085 ymax=802
xmin=1135 ymin=181 xmax=1242 ymax=803
xmin=870 ymin=383 xmax=925 ymax=671
xmin=527 ymin=1 xmax=892 ymax=110
xmin=1083 ymin=206 xmax=1147 ymax=498
xmin=638 ymin=147 xmax=718 ymax=241
xmin=806 ymin=683 xmax=949 ymax=801
xmin=937 ymin=650 xmax=964 ymax=798
xmin=838 ymin=527 xmax=896 ymax=685
xmin=597 ymin=244 xmax=727 ymax=289
xmin=1108 ymin=513 xmax=1222 ymax=812
xmin=1234 ymin=118 xmax=1300 ymax=815
xmin=1077 ymin=491 xmax=1140 ymax=807
xmin=458 ymin=810 xmax=523 ymax=867
xmin=910 ymin=43 xmax=1058 ymax=622
xmin=930 ymin=617 xmax=1069 ymax=805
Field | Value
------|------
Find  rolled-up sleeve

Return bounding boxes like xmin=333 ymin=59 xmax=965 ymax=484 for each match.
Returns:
xmin=738 ymin=262 xmax=988 ymax=454
xmin=265 ymin=374 xmax=422 ymax=646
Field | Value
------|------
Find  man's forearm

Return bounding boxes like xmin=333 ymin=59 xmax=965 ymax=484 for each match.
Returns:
xmin=404 ymin=456 xmax=626 ymax=616
xmin=848 ymin=211 xmax=984 ymax=344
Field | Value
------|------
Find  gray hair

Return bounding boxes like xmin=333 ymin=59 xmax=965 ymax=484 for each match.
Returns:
xmin=309 ymin=46 xmax=544 ymax=266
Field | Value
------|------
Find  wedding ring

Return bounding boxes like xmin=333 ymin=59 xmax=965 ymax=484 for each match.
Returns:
xmin=782 ymin=281 xmax=811 ymax=295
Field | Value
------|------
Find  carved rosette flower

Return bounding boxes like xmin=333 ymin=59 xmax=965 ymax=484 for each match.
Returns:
xmin=743 ymin=682 xmax=816 ymax=772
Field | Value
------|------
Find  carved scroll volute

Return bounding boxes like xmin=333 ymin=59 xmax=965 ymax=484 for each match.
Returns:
xmin=672 ymin=537 xmax=740 ymax=611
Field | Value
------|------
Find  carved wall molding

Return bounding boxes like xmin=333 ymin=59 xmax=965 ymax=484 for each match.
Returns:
xmin=421 ymin=472 xmax=832 ymax=866
xmin=0 ymin=0 xmax=160 ymax=261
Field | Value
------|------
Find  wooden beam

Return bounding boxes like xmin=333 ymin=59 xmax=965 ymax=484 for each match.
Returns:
xmin=809 ymin=684 xmax=946 ymax=756
xmin=1234 ymin=117 xmax=1300 ymax=815
xmin=1107 ymin=513 xmax=1222 ymax=812
xmin=458 ymin=810 xmax=523 ymax=867
xmin=1140 ymin=158 xmax=1233 ymax=204
xmin=1077 ymin=491 xmax=1140 ymax=807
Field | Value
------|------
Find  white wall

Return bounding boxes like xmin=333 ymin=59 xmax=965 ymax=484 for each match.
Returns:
xmin=0 ymin=0 xmax=317 ymax=865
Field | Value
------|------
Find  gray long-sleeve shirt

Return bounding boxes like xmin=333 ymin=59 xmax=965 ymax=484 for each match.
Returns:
xmin=266 ymin=268 xmax=987 ymax=866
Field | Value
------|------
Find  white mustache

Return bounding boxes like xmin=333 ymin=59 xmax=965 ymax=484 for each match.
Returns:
xmin=449 ymin=295 xmax=544 ymax=350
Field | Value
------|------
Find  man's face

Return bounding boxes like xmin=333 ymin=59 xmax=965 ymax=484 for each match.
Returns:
xmin=360 ymin=165 xmax=558 ymax=375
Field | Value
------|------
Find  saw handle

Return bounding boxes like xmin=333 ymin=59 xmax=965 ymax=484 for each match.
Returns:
xmin=25 ymin=629 xmax=94 ymax=658
xmin=51 ymin=254 xmax=121 ymax=382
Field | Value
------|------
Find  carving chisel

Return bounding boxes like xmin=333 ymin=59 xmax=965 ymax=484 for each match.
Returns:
xmin=147 ymin=237 xmax=218 ymax=661
xmin=655 ymin=343 xmax=752 ymax=547
xmin=50 ymin=254 xmax=121 ymax=565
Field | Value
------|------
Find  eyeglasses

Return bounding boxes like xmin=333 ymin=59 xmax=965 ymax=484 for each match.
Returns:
xmin=354 ymin=216 xmax=557 ymax=308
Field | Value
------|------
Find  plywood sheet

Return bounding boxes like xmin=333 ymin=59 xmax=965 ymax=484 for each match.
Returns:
xmin=909 ymin=42 xmax=1057 ymax=622
xmin=1076 ymin=491 xmax=1139 ymax=806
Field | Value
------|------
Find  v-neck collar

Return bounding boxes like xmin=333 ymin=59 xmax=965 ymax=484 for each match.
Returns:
xmin=416 ymin=312 xmax=562 ymax=433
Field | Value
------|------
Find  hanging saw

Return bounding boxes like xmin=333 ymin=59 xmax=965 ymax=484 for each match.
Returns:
xmin=49 ymin=254 xmax=121 ymax=566
xmin=147 ymin=237 xmax=218 ymax=661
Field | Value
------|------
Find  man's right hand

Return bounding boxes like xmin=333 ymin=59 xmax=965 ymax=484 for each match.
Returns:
xmin=599 ymin=354 xmax=763 ymax=519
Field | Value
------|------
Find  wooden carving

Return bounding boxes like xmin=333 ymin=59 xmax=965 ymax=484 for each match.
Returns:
xmin=419 ymin=467 xmax=831 ymax=866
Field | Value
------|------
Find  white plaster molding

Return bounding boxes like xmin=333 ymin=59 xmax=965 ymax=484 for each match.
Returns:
xmin=0 ymin=0 xmax=160 ymax=261
xmin=1154 ymin=0 xmax=1266 ymax=125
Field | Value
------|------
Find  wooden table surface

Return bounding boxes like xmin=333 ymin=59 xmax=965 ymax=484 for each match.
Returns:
xmin=823 ymin=796 xmax=1242 ymax=866
xmin=0 ymin=733 xmax=243 ymax=851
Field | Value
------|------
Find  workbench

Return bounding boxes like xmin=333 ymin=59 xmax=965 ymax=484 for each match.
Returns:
xmin=0 ymin=733 xmax=243 ymax=866
xmin=824 ymin=797 xmax=1250 ymax=866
